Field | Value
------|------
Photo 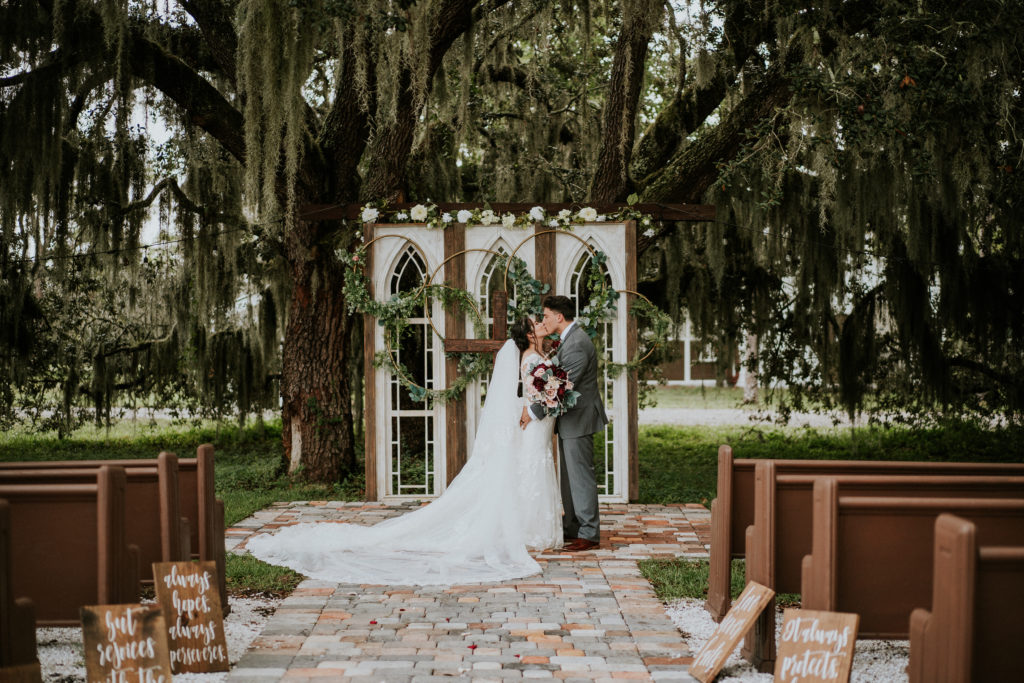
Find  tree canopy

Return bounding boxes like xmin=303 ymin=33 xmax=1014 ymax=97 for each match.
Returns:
xmin=1 ymin=0 xmax=1022 ymax=481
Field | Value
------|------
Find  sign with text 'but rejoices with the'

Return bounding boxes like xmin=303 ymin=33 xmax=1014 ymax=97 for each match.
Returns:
xmin=689 ymin=581 xmax=775 ymax=683
xmin=152 ymin=561 xmax=229 ymax=674
xmin=80 ymin=604 xmax=172 ymax=683
xmin=774 ymin=609 xmax=859 ymax=683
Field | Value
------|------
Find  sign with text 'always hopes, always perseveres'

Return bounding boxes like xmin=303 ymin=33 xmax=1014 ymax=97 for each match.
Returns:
xmin=689 ymin=581 xmax=775 ymax=683
xmin=152 ymin=561 xmax=229 ymax=674
xmin=774 ymin=609 xmax=859 ymax=682
xmin=80 ymin=604 xmax=172 ymax=683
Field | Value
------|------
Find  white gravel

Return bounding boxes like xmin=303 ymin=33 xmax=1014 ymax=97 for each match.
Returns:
xmin=665 ymin=598 xmax=910 ymax=681
xmin=36 ymin=595 xmax=279 ymax=682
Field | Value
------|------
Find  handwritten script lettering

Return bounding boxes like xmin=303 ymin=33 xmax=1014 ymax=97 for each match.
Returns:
xmin=775 ymin=609 xmax=859 ymax=683
xmin=152 ymin=561 xmax=229 ymax=674
xmin=81 ymin=604 xmax=172 ymax=683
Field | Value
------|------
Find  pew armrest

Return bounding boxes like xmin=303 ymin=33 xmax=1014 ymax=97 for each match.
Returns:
xmin=908 ymin=608 xmax=932 ymax=683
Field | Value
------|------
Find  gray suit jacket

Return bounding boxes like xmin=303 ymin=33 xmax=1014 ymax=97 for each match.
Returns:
xmin=530 ymin=323 xmax=608 ymax=438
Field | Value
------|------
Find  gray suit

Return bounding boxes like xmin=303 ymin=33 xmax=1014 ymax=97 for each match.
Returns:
xmin=530 ymin=323 xmax=608 ymax=542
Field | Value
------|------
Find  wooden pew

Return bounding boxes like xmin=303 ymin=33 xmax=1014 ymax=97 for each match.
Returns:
xmin=742 ymin=462 xmax=1024 ymax=669
xmin=0 ymin=452 xmax=188 ymax=583
xmin=801 ymin=479 xmax=1024 ymax=638
xmin=0 ymin=500 xmax=37 ymax=670
xmin=705 ymin=445 xmax=1024 ymax=620
xmin=909 ymin=514 xmax=1024 ymax=683
xmin=0 ymin=467 xmax=139 ymax=626
xmin=0 ymin=444 xmax=225 ymax=609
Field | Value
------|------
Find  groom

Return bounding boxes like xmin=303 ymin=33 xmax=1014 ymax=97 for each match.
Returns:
xmin=524 ymin=294 xmax=608 ymax=552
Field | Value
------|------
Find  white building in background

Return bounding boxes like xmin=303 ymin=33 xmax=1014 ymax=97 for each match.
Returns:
xmin=655 ymin=318 xmax=748 ymax=387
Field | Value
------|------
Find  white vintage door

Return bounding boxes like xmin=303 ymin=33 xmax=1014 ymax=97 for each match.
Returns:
xmin=371 ymin=227 xmax=447 ymax=500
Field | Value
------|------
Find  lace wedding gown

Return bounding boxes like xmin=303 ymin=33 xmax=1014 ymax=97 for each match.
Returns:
xmin=246 ymin=339 xmax=561 ymax=585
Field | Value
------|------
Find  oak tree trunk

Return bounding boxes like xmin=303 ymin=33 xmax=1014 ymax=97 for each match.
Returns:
xmin=279 ymin=226 xmax=356 ymax=482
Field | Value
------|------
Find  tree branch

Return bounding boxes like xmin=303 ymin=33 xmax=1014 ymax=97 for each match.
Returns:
xmin=127 ymin=30 xmax=246 ymax=163
xmin=589 ymin=0 xmax=662 ymax=203
xmin=180 ymin=0 xmax=239 ymax=83
xmin=0 ymin=49 xmax=65 ymax=88
xmin=640 ymin=63 xmax=791 ymax=203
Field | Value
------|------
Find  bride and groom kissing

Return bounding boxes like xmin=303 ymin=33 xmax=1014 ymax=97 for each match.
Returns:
xmin=247 ymin=295 xmax=608 ymax=585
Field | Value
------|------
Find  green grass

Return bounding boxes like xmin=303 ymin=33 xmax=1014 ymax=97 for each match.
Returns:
xmin=639 ymin=558 xmax=799 ymax=607
xmin=226 ymin=553 xmax=304 ymax=596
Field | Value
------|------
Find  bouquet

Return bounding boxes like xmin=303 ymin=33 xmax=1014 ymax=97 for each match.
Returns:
xmin=525 ymin=354 xmax=580 ymax=418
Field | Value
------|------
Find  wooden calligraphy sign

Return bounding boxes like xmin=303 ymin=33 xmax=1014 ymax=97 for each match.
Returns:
xmin=80 ymin=604 xmax=172 ymax=683
xmin=774 ymin=609 xmax=859 ymax=682
xmin=690 ymin=581 xmax=775 ymax=683
xmin=152 ymin=562 xmax=229 ymax=674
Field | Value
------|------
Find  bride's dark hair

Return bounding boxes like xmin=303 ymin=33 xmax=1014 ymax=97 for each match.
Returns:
xmin=509 ymin=317 xmax=535 ymax=352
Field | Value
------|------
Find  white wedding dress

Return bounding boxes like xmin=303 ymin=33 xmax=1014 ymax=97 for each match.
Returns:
xmin=246 ymin=339 xmax=561 ymax=585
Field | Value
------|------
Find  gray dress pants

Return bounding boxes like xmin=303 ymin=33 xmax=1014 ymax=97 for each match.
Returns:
xmin=559 ymin=434 xmax=600 ymax=542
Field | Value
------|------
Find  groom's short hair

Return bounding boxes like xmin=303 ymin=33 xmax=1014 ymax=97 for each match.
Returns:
xmin=543 ymin=295 xmax=575 ymax=320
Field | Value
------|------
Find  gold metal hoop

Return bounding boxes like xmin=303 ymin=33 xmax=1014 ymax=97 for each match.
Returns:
xmin=501 ymin=229 xmax=597 ymax=292
xmin=617 ymin=288 xmax=661 ymax=363
xmin=420 ymin=248 xmax=500 ymax=342
xmin=358 ymin=232 xmax=444 ymax=339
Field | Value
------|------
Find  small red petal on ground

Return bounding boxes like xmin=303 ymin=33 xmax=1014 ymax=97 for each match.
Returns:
xmin=369 ymin=620 xmax=377 ymax=624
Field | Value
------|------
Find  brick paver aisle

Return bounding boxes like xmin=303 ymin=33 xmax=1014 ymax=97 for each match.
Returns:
xmin=227 ymin=503 xmax=710 ymax=682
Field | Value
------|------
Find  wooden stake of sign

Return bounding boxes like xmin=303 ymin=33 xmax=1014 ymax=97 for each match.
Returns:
xmin=774 ymin=609 xmax=859 ymax=683
xmin=690 ymin=582 xmax=775 ymax=683
xmin=152 ymin=561 xmax=229 ymax=674
xmin=80 ymin=604 xmax=172 ymax=683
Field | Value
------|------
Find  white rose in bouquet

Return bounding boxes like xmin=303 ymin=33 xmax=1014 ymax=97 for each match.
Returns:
xmin=578 ymin=207 xmax=598 ymax=222
xmin=456 ymin=209 xmax=473 ymax=224
xmin=360 ymin=206 xmax=379 ymax=223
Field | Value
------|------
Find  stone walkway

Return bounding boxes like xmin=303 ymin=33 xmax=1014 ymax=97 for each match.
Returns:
xmin=227 ymin=502 xmax=711 ymax=682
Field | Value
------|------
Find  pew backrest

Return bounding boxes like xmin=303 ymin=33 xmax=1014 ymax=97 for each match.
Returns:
xmin=742 ymin=465 xmax=1024 ymax=670
xmin=802 ymin=480 xmax=1024 ymax=638
xmin=0 ymin=467 xmax=139 ymax=626
xmin=0 ymin=454 xmax=186 ymax=581
xmin=751 ymin=462 xmax=1024 ymax=593
xmin=909 ymin=514 xmax=1024 ymax=683
xmin=706 ymin=446 xmax=1024 ymax=620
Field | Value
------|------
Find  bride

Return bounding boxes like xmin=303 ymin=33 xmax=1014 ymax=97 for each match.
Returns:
xmin=246 ymin=318 xmax=562 ymax=585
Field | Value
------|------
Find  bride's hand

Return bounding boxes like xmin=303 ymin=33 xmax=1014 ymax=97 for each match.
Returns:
xmin=519 ymin=406 xmax=530 ymax=430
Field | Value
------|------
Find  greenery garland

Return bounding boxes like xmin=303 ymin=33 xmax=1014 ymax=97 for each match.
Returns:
xmin=339 ymin=202 xmax=674 ymax=403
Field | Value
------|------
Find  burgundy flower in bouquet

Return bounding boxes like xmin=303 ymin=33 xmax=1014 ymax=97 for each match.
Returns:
xmin=525 ymin=354 xmax=580 ymax=418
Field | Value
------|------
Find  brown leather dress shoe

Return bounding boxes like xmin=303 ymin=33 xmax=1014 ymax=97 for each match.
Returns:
xmin=563 ymin=538 xmax=599 ymax=552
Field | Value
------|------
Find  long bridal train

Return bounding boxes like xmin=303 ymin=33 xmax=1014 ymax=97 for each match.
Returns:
xmin=246 ymin=339 xmax=561 ymax=585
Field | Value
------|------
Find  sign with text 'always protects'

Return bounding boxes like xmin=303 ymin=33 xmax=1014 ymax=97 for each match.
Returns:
xmin=80 ymin=604 xmax=172 ymax=683
xmin=152 ymin=561 xmax=229 ymax=674
xmin=774 ymin=609 xmax=859 ymax=682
